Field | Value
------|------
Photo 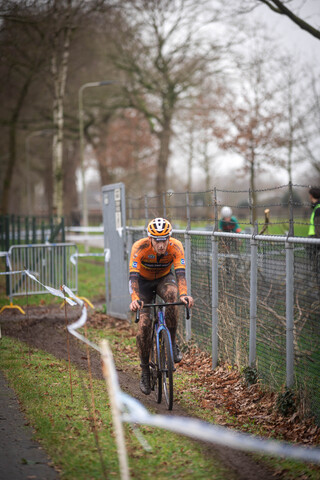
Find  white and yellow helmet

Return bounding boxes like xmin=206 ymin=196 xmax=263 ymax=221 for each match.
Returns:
xmin=147 ymin=218 xmax=172 ymax=241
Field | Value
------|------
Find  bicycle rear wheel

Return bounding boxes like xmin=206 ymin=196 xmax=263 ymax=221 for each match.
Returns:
xmin=150 ymin=327 xmax=162 ymax=403
xmin=159 ymin=329 xmax=173 ymax=410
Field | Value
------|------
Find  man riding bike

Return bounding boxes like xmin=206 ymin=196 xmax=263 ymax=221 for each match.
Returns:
xmin=129 ymin=217 xmax=194 ymax=395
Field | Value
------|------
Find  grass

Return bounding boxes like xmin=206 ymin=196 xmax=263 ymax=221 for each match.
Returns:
xmin=0 ymin=336 xmax=232 ymax=480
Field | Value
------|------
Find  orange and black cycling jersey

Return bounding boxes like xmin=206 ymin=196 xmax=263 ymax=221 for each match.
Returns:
xmin=129 ymin=237 xmax=187 ymax=301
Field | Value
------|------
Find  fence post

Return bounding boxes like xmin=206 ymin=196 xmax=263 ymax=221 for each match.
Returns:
xmin=211 ymin=234 xmax=219 ymax=369
xmin=288 ymin=181 xmax=294 ymax=237
xmin=50 ymin=215 xmax=54 ymax=242
xmin=127 ymin=228 xmax=133 ymax=263
xmin=5 ymin=216 xmax=10 ymax=294
xmin=144 ymin=195 xmax=148 ymax=229
xmin=286 ymin=240 xmax=294 ymax=388
xmin=249 ymin=222 xmax=258 ymax=367
xmin=25 ymin=216 xmax=29 ymax=244
xmin=162 ymin=192 xmax=166 ymax=218
xmin=249 ymin=188 xmax=253 ymax=226
xmin=128 ymin=198 xmax=133 ymax=227
xmin=32 ymin=216 xmax=36 ymax=243
xmin=17 ymin=216 xmax=21 ymax=244
xmin=41 ymin=220 xmax=45 ymax=243
xmin=11 ymin=214 xmax=15 ymax=246
xmin=211 ymin=187 xmax=219 ymax=369
xmin=61 ymin=217 xmax=65 ymax=243
xmin=184 ymin=192 xmax=192 ymax=341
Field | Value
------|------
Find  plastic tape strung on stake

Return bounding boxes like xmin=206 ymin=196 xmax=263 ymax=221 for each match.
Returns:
xmin=0 ymin=270 xmax=27 ymax=276
xmin=61 ymin=285 xmax=101 ymax=353
xmin=11 ymin=272 xmax=320 ymax=465
xmin=102 ymin=343 xmax=320 ymax=465
xmin=69 ymin=250 xmax=110 ymax=266
xmin=24 ymin=270 xmax=77 ymax=306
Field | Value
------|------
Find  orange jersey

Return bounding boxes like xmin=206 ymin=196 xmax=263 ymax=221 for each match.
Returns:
xmin=129 ymin=237 xmax=188 ymax=301
xmin=129 ymin=237 xmax=186 ymax=280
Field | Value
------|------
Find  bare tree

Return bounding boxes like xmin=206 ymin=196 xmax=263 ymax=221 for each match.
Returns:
xmin=278 ymin=57 xmax=313 ymax=184
xmin=0 ymin=1 xmax=48 ymax=214
xmin=88 ymin=108 xmax=157 ymax=195
xmin=300 ymin=69 xmax=320 ymax=182
xmin=176 ymin=80 xmax=226 ymax=192
xmin=107 ymin=0 xmax=227 ymax=195
xmin=0 ymin=0 xmax=113 ymax=218
xmin=217 ymin=34 xmax=286 ymax=222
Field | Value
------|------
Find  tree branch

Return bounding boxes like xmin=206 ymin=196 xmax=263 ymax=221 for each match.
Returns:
xmin=258 ymin=0 xmax=320 ymax=40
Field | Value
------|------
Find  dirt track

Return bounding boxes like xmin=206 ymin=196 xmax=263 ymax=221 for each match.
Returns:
xmin=0 ymin=305 xmax=283 ymax=480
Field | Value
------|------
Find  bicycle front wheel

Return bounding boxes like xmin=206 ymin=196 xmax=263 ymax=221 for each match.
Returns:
xmin=150 ymin=326 xmax=162 ymax=404
xmin=159 ymin=329 xmax=174 ymax=410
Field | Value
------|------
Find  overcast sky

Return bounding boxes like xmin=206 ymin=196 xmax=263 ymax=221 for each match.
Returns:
xmin=252 ymin=0 xmax=320 ymax=64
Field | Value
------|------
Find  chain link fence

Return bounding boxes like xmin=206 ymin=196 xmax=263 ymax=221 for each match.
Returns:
xmin=126 ymin=183 xmax=320 ymax=423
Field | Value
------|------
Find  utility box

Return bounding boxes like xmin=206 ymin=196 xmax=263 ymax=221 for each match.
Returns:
xmin=102 ymin=182 xmax=130 ymax=319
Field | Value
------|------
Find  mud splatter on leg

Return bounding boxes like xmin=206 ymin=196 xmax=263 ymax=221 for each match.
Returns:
xmin=136 ymin=312 xmax=152 ymax=365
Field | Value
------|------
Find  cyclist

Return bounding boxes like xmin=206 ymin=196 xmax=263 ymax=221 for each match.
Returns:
xmin=129 ymin=217 xmax=194 ymax=395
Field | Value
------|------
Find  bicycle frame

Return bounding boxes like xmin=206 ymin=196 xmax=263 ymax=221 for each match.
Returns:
xmin=154 ymin=305 xmax=174 ymax=370
xmin=135 ymin=299 xmax=190 ymax=409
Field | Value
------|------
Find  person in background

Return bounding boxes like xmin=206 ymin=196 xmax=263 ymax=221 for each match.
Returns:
xmin=308 ymin=187 xmax=320 ymax=289
xmin=219 ymin=206 xmax=242 ymax=233
xmin=308 ymin=187 xmax=320 ymax=238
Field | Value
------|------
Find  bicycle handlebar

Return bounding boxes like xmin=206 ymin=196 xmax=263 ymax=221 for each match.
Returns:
xmin=135 ymin=300 xmax=190 ymax=323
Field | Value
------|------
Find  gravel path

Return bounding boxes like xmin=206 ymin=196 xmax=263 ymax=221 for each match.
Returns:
xmin=0 ymin=370 xmax=59 ymax=480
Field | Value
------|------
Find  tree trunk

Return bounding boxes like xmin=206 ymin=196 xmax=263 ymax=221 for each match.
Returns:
xmin=51 ymin=25 xmax=71 ymax=219
xmin=187 ymin=121 xmax=195 ymax=192
xmin=0 ymin=76 xmax=33 ymax=214
xmin=156 ymin=117 xmax=172 ymax=195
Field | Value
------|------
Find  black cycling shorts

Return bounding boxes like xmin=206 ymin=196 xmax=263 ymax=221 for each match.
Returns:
xmin=138 ymin=272 xmax=178 ymax=303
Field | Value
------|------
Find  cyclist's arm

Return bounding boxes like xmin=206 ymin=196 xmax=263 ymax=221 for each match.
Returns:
xmin=129 ymin=272 xmax=143 ymax=311
xmin=176 ymin=271 xmax=194 ymax=307
xmin=129 ymin=241 xmax=144 ymax=311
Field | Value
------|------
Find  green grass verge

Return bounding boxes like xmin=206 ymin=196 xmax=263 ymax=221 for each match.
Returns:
xmin=0 ymin=336 xmax=233 ymax=480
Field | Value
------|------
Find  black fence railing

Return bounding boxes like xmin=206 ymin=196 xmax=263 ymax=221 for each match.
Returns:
xmin=0 ymin=215 xmax=65 ymax=251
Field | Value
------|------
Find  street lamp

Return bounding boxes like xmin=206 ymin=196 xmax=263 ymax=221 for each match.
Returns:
xmin=78 ymin=81 xmax=114 ymax=229
xmin=25 ymin=129 xmax=54 ymax=214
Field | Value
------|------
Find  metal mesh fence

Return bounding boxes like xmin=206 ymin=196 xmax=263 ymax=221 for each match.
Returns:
xmin=127 ymin=183 xmax=314 ymax=236
xmin=217 ymin=236 xmax=251 ymax=367
xmin=293 ymin=243 xmax=320 ymax=420
xmin=256 ymin=240 xmax=287 ymax=388
xmin=125 ymin=182 xmax=320 ymax=423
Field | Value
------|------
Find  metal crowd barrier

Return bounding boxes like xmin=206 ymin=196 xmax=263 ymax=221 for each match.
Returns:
xmin=5 ymin=243 xmax=78 ymax=304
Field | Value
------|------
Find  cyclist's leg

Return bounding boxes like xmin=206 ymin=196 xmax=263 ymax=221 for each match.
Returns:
xmin=136 ymin=277 xmax=155 ymax=394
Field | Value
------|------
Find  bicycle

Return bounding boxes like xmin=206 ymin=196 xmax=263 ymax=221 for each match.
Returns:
xmin=135 ymin=296 xmax=190 ymax=410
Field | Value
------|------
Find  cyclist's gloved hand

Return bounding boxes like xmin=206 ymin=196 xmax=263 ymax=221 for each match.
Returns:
xmin=180 ymin=295 xmax=194 ymax=308
xmin=130 ymin=299 xmax=144 ymax=312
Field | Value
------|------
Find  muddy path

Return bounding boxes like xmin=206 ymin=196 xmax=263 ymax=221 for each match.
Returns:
xmin=0 ymin=306 xmax=282 ymax=480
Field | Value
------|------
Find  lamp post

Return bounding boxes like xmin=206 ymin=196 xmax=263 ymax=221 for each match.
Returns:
xmin=25 ymin=129 xmax=53 ymax=214
xmin=78 ymin=81 xmax=114 ymax=229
